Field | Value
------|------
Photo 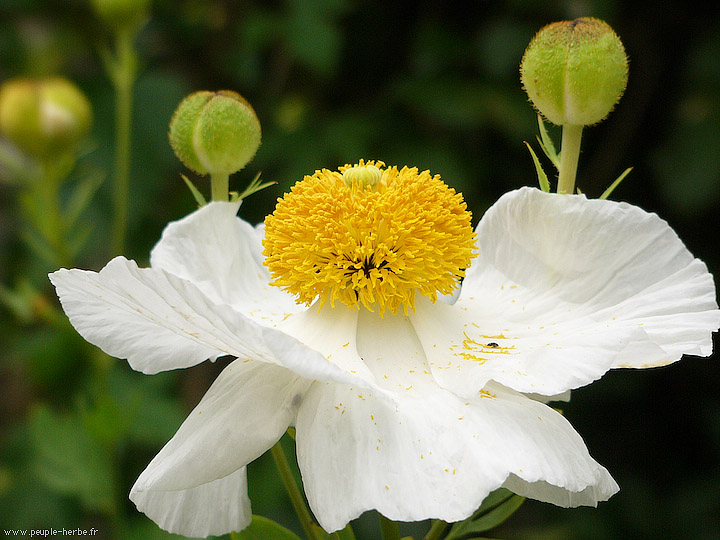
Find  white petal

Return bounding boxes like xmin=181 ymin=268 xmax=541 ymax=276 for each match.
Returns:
xmin=278 ymin=304 xmax=380 ymax=390
xmin=133 ymin=359 xmax=308 ymax=493
xmin=411 ymin=296 xmax=635 ymax=396
xmin=150 ymin=201 xmax=302 ymax=325
xmin=415 ymin=187 xmax=719 ymax=396
xmin=130 ymin=467 xmax=250 ymax=538
xmin=296 ymin=381 xmax=617 ymax=532
xmin=50 ymin=257 xmax=364 ymax=386
xmin=295 ymin=311 xmax=616 ymax=531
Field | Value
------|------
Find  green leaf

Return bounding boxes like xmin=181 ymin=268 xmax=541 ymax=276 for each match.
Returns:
xmin=181 ymin=174 xmax=207 ymax=206
xmin=311 ymin=523 xmax=357 ymax=540
xmin=21 ymin=229 xmax=59 ymax=269
xmin=28 ymin=405 xmax=116 ymax=514
xmin=335 ymin=524 xmax=357 ymax=540
xmin=67 ymin=224 xmax=94 ymax=260
xmin=102 ymin=364 xmax=185 ymax=446
xmin=65 ymin=171 xmax=105 ymax=229
xmin=600 ymin=167 xmax=632 ymax=200
xmin=0 ymin=282 xmax=35 ymax=323
xmin=445 ymin=489 xmax=525 ymax=540
xmin=536 ymin=115 xmax=560 ymax=170
xmin=523 ymin=141 xmax=550 ymax=192
xmin=230 ymin=515 xmax=302 ymax=540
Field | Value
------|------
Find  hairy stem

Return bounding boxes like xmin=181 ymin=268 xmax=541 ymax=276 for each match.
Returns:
xmin=210 ymin=172 xmax=230 ymax=201
xmin=556 ymin=124 xmax=583 ymax=194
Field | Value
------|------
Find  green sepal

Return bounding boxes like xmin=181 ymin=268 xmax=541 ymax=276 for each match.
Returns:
xmin=230 ymin=515 xmax=302 ymax=540
xmin=444 ymin=488 xmax=525 ymax=540
xmin=600 ymin=167 xmax=632 ymax=200
xmin=181 ymin=174 xmax=207 ymax=207
xmin=536 ymin=115 xmax=560 ymax=169
xmin=524 ymin=142 xmax=551 ymax=193
xmin=232 ymin=171 xmax=277 ymax=202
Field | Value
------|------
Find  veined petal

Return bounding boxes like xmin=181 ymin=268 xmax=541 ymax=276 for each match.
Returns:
xmin=411 ymin=295 xmax=635 ymax=396
xmin=296 ymin=381 xmax=617 ymax=532
xmin=278 ymin=304 xmax=380 ymax=391
xmin=130 ymin=467 xmax=250 ymax=538
xmin=150 ymin=201 xmax=302 ymax=325
xmin=296 ymin=311 xmax=615 ymax=531
xmin=50 ymin=257 xmax=368 ymax=387
xmin=133 ymin=359 xmax=308 ymax=493
xmin=416 ymin=187 xmax=718 ymax=396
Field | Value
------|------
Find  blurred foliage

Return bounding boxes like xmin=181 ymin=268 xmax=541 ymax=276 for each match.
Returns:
xmin=0 ymin=0 xmax=719 ymax=539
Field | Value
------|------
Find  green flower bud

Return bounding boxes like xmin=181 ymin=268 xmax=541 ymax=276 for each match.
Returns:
xmin=169 ymin=90 xmax=262 ymax=176
xmin=0 ymin=78 xmax=92 ymax=159
xmin=90 ymin=0 xmax=150 ymax=32
xmin=520 ymin=17 xmax=628 ymax=126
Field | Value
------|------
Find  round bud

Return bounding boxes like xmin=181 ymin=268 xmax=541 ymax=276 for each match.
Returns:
xmin=520 ymin=17 xmax=628 ymax=126
xmin=90 ymin=0 xmax=150 ymax=32
xmin=0 ymin=78 xmax=92 ymax=159
xmin=169 ymin=90 xmax=262 ymax=176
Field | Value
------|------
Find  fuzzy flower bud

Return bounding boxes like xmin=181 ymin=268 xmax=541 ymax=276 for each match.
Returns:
xmin=0 ymin=78 xmax=92 ymax=159
xmin=90 ymin=0 xmax=150 ymax=32
xmin=520 ymin=17 xmax=628 ymax=126
xmin=169 ymin=90 xmax=261 ymax=176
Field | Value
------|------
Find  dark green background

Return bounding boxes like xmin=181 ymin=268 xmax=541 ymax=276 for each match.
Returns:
xmin=0 ymin=0 xmax=718 ymax=539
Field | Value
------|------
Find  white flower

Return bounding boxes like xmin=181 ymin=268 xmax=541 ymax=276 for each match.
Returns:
xmin=49 ymin=163 xmax=718 ymax=537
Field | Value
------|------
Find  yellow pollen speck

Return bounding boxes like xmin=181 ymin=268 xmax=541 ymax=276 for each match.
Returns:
xmin=262 ymin=160 xmax=476 ymax=315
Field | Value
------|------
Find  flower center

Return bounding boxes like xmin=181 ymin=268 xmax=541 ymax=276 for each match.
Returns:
xmin=262 ymin=160 xmax=476 ymax=314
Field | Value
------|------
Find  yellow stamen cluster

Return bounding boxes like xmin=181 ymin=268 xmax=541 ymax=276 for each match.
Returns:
xmin=262 ymin=160 xmax=476 ymax=314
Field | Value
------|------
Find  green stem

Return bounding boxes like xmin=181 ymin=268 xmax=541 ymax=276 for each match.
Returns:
xmin=556 ymin=123 xmax=583 ymax=194
xmin=110 ymin=27 xmax=137 ymax=255
xmin=379 ymin=514 xmax=401 ymax=540
xmin=37 ymin=160 xmax=71 ymax=267
xmin=210 ymin=172 xmax=230 ymax=201
xmin=270 ymin=440 xmax=319 ymax=540
xmin=422 ymin=520 xmax=448 ymax=540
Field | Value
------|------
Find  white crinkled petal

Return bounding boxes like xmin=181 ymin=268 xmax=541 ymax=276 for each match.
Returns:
xmin=411 ymin=296 xmax=637 ymax=397
xmin=295 ymin=311 xmax=617 ymax=532
xmin=130 ymin=467 xmax=250 ymax=538
xmin=278 ymin=304 xmax=380 ymax=390
xmin=296 ymin=381 xmax=617 ymax=532
xmin=414 ymin=187 xmax=719 ymax=396
xmin=133 ymin=359 xmax=308 ymax=493
xmin=49 ymin=257 xmax=368 ymax=388
xmin=150 ymin=201 xmax=302 ymax=325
